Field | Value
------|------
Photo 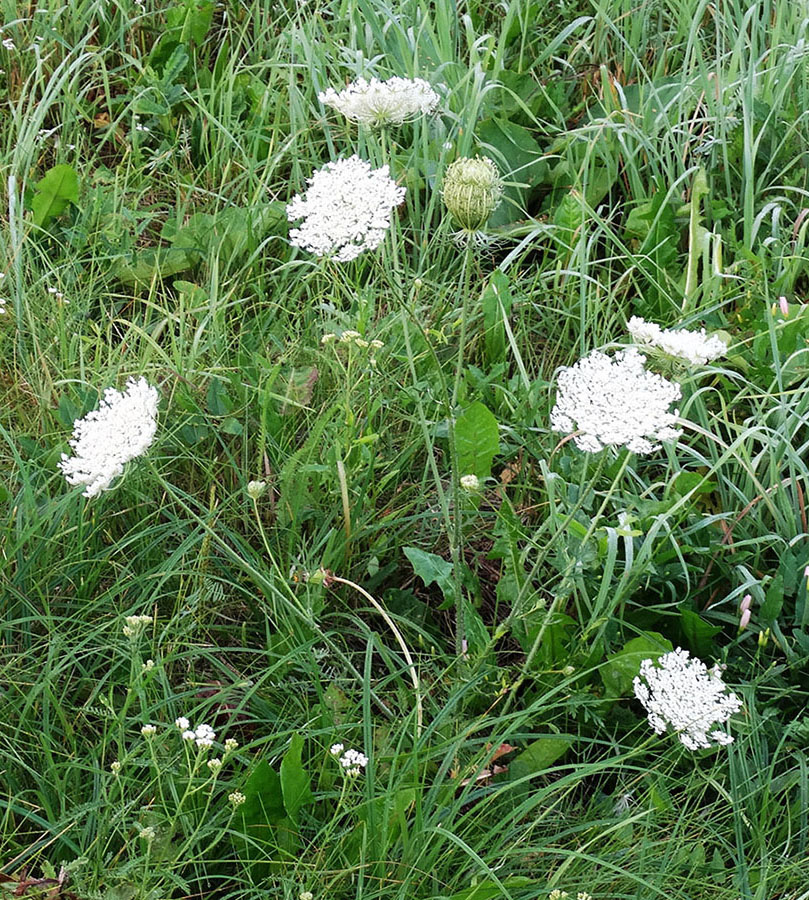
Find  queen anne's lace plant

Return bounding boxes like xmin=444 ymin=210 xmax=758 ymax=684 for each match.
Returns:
xmin=287 ymin=156 xmax=406 ymax=262
xmin=628 ymin=316 xmax=728 ymax=366
xmin=59 ymin=376 xmax=159 ymax=498
xmin=550 ymin=347 xmax=682 ymax=454
xmin=633 ymin=648 xmax=742 ymax=750
xmin=318 ymin=76 xmax=439 ymax=127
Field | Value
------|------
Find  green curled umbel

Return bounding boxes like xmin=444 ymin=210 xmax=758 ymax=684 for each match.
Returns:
xmin=441 ymin=156 xmax=502 ymax=232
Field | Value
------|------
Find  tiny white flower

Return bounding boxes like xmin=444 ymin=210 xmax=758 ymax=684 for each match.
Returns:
xmin=369 ymin=339 xmax=384 ymax=350
xmin=110 ymin=760 xmax=122 ymax=775
xmin=319 ymin=76 xmax=439 ymax=127
xmin=338 ymin=748 xmax=368 ymax=772
xmin=286 ymin=156 xmax=406 ymax=262
xmin=122 ymin=614 xmax=153 ymax=638
xmin=175 ymin=716 xmax=190 ymax=731
xmin=329 ymin=743 xmax=344 ymax=756
xmin=194 ymin=723 xmax=216 ymax=748
xmin=207 ymin=757 xmax=223 ymax=773
xmin=321 ymin=333 xmax=337 ymax=344
xmin=247 ymin=480 xmax=267 ymax=500
xmin=137 ymin=825 xmax=156 ymax=842
xmin=182 ymin=730 xmax=196 ymax=742
xmin=300 ymin=892 xmax=314 ymax=900
xmin=339 ymin=330 xmax=361 ymax=343
xmin=140 ymin=724 xmax=157 ymax=736
xmin=224 ymin=738 xmax=239 ymax=753
xmin=59 ymin=377 xmax=160 ymax=498
xmin=228 ymin=791 xmax=246 ymax=806
xmin=141 ymin=658 xmax=155 ymax=672
xmin=460 ymin=474 xmax=480 ymax=492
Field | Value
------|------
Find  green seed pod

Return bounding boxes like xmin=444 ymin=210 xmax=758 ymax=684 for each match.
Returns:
xmin=441 ymin=156 xmax=502 ymax=231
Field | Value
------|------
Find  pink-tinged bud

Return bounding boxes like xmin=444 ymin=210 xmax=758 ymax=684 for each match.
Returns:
xmin=740 ymin=593 xmax=752 ymax=612
xmin=779 ymin=296 xmax=789 ymax=317
xmin=739 ymin=608 xmax=751 ymax=630
xmin=804 ymin=565 xmax=809 ymax=579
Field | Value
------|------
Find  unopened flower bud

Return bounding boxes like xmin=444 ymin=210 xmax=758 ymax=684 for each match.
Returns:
xmin=779 ymin=295 xmax=790 ymax=317
xmin=739 ymin=608 xmax=751 ymax=630
xmin=442 ymin=156 xmax=502 ymax=232
xmin=740 ymin=593 xmax=752 ymax=613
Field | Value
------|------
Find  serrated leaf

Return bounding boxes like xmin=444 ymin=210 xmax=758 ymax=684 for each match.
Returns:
xmin=455 ymin=402 xmax=500 ymax=480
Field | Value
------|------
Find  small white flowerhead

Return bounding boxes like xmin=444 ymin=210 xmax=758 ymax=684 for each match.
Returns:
xmin=181 ymin=730 xmax=196 ymax=742
xmin=286 ymin=156 xmax=406 ymax=262
xmin=548 ymin=891 xmax=568 ymax=900
xmin=339 ymin=330 xmax=361 ymax=343
xmin=59 ymin=377 xmax=160 ymax=498
xmin=224 ymin=738 xmax=239 ymax=753
xmin=194 ymin=723 xmax=216 ymax=748
xmin=228 ymin=791 xmax=246 ymax=807
xmin=551 ymin=348 xmax=682 ymax=455
xmin=136 ymin=825 xmax=156 ymax=843
xmin=338 ymin=748 xmax=368 ymax=774
xmin=110 ymin=760 xmax=122 ymax=775
xmin=122 ymin=614 xmax=153 ymax=639
xmin=627 ymin=316 xmax=728 ymax=366
xmin=442 ymin=156 xmax=502 ymax=232
xmin=247 ymin=480 xmax=267 ymax=501
xmin=141 ymin=658 xmax=155 ymax=672
xmin=633 ymin=647 xmax=742 ymax=749
xmin=321 ymin=333 xmax=338 ymax=345
xmin=300 ymin=892 xmax=314 ymax=900
xmin=369 ymin=339 xmax=384 ymax=350
xmin=175 ymin=716 xmax=190 ymax=731
xmin=140 ymin=724 xmax=157 ymax=736
xmin=319 ymin=76 xmax=439 ymax=128
xmin=330 ymin=743 xmax=344 ymax=756
xmin=207 ymin=757 xmax=223 ymax=774
xmin=459 ymin=474 xmax=480 ymax=493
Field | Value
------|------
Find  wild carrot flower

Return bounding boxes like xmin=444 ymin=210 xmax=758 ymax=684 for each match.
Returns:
xmin=550 ymin=348 xmax=682 ymax=454
xmin=319 ymin=76 xmax=439 ymax=127
xmin=58 ymin=376 xmax=159 ymax=498
xmin=627 ymin=316 xmax=728 ymax=366
xmin=286 ymin=156 xmax=406 ymax=261
xmin=633 ymin=648 xmax=742 ymax=750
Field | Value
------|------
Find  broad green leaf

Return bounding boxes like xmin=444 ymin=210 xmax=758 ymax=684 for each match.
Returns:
xmin=31 ymin=165 xmax=79 ymax=228
xmin=112 ymin=248 xmax=194 ymax=286
xmin=279 ymin=733 xmax=312 ymax=824
xmin=166 ymin=0 xmax=215 ymax=45
xmin=509 ymin=735 xmax=573 ymax=781
xmin=601 ymin=632 xmax=673 ymax=697
xmin=760 ymin=574 xmax=784 ymax=623
xmin=455 ymin=402 xmax=500 ymax=480
xmin=403 ymin=547 xmax=454 ymax=603
xmin=239 ymin=759 xmax=285 ymax=827
xmin=680 ymin=608 xmax=721 ymax=658
xmin=437 ymin=877 xmax=532 ymax=900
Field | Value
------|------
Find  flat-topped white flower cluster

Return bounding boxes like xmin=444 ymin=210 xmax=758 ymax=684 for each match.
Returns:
xmin=550 ymin=347 xmax=682 ymax=454
xmin=286 ymin=155 xmax=406 ymax=261
xmin=628 ymin=316 xmax=728 ymax=366
xmin=59 ymin=376 xmax=159 ymax=497
xmin=633 ymin=648 xmax=742 ymax=750
xmin=319 ymin=76 xmax=439 ymax=127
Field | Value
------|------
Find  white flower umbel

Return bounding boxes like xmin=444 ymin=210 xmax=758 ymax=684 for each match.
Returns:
xmin=319 ymin=76 xmax=439 ymax=128
xmin=550 ymin=347 xmax=682 ymax=454
xmin=627 ymin=316 xmax=728 ymax=366
xmin=286 ymin=156 xmax=406 ymax=262
xmin=58 ymin=377 xmax=159 ymax=498
xmin=633 ymin=648 xmax=742 ymax=750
